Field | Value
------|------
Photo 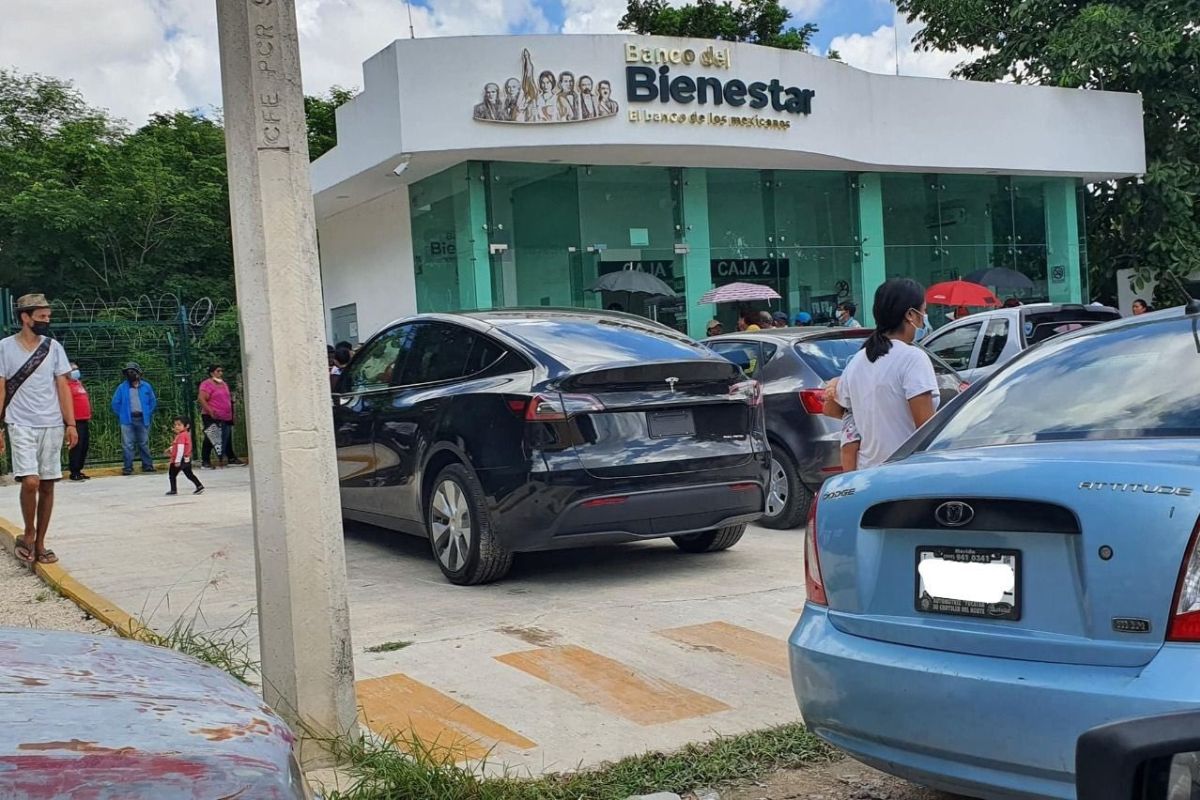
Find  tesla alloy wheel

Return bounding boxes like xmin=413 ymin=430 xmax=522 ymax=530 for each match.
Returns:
xmin=426 ymin=463 xmax=512 ymax=585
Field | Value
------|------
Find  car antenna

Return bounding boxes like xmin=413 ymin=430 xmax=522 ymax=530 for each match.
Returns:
xmin=1162 ymin=270 xmax=1200 ymax=315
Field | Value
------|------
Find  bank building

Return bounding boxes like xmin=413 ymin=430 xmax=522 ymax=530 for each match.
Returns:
xmin=312 ymin=34 xmax=1145 ymax=342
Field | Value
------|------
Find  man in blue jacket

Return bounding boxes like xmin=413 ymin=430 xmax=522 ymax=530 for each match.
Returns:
xmin=111 ymin=361 xmax=157 ymax=475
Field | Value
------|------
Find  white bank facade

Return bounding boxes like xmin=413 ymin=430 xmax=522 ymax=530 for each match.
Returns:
xmin=312 ymin=34 xmax=1146 ymax=341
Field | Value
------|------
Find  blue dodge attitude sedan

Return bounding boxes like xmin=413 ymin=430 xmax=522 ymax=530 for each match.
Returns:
xmin=790 ymin=303 xmax=1200 ymax=800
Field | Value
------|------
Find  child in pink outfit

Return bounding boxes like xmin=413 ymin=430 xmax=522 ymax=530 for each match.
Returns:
xmin=164 ymin=416 xmax=205 ymax=496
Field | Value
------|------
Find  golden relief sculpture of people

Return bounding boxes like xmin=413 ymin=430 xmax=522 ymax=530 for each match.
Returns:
xmin=473 ymin=48 xmax=619 ymax=124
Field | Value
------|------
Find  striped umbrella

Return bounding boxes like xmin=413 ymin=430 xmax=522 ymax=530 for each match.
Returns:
xmin=698 ymin=282 xmax=782 ymax=305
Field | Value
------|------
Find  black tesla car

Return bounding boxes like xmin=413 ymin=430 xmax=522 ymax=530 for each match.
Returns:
xmin=704 ymin=328 xmax=967 ymax=529
xmin=333 ymin=310 xmax=770 ymax=584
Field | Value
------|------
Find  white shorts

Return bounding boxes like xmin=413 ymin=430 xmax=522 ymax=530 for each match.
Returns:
xmin=8 ymin=424 xmax=64 ymax=480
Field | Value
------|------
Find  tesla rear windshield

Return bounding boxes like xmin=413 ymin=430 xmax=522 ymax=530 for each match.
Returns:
xmin=793 ymin=337 xmax=867 ymax=381
xmin=499 ymin=317 xmax=710 ymax=369
xmin=925 ymin=314 xmax=1200 ymax=451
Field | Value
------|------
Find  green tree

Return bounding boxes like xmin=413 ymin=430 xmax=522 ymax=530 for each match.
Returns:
xmin=305 ymin=86 xmax=355 ymax=161
xmin=897 ymin=0 xmax=1200 ymax=306
xmin=619 ymin=0 xmax=818 ymax=52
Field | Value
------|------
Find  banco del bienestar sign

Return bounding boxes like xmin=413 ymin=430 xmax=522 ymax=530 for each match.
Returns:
xmin=623 ymin=43 xmax=814 ymax=130
xmin=471 ymin=43 xmax=814 ymax=132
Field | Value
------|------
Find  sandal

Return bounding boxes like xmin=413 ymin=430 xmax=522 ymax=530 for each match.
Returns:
xmin=35 ymin=549 xmax=58 ymax=565
xmin=15 ymin=540 xmax=34 ymax=564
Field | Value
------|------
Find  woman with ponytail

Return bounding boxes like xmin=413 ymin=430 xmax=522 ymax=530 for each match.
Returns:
xmin=824 ymin=278 xmax=940 ymax=470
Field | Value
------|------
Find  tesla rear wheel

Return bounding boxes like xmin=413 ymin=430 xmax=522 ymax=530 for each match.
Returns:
xmin=760 ymin=446 xmax=809 ymax=530
xmin=426 ymin=463 xmax=512 ymax=585
xmin=671 ymin=524 xmax=746 ymax=553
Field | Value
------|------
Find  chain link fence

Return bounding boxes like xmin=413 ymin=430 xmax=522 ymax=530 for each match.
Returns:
xmin=3 ymin=293 xmax=246 ymax=470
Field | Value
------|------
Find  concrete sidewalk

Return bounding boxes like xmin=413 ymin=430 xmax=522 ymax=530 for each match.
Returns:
xmin=3 ymin=469 xmax=809 ymax=774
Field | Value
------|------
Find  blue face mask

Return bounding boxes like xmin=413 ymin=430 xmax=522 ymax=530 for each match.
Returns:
xmin=910 ymin=310 xmax=930 ymax=342
xmin=69 ymin=369 xmax=81 ymax=381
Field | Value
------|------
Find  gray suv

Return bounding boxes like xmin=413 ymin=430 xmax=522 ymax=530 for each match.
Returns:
xmin=704 ymin=328 xmax=966 ymax=530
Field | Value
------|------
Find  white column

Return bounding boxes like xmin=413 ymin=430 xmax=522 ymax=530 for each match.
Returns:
xmin=215 ymin=0 xmax=357 ymax=767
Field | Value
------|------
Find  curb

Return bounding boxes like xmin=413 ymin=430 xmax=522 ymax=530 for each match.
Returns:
xmin=0 ymin=515 xmax=148 ymax=640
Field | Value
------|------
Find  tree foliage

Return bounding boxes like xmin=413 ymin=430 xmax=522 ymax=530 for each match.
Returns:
xmin=0 ymin=69 xmax=355 ymax=305
xmin=897 ymin=0 xmax=1200 ymax=306
xmin=305 ymin=86 xmax=355 ymax=161
xmin=620 ymin=0 xmax=818 ymax=52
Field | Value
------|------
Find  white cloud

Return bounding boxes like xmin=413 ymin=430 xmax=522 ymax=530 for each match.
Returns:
xmin=0 ymin=0 xmax=551 ymax=128
xmin=561 ymin=0 xmax=626 ymax=34
xmin=830 ymin=16 xmax=974 ymax=79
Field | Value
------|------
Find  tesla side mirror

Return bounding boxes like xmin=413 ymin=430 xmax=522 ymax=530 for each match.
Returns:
xmin=1076 ymin=711 xmax=1200 ymax=799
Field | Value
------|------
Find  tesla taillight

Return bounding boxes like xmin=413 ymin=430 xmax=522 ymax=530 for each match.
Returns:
xmin=1167 ymin=517 xmax=1200 ymax=642
xmin=525 ymin=393 xmax=603 ymax=421
xmin=798 ymin=389 xmax=825 ymax=414
xmin=729 ymin=380 xmax=762 ymax=406
xmin=804 ymin=491 xmax=827 ymax=606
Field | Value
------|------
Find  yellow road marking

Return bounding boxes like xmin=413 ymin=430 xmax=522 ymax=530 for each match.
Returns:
xmin=658 ymin=621 xmax=790 ymax=676
xmin=495 ymin=645 xmax=730 ymax=725
xmin=356 ymin=673 xmax=536 ymax=760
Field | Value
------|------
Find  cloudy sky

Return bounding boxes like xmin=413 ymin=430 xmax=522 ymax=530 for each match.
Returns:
xmin=2 ymin=0 xmax=970 ymax=127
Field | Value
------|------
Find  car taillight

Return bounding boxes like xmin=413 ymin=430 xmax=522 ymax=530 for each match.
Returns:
xmin=730 ymin=380 xmax=762 ymax=406
xmin=804 ymin=491 xmax=827 ymax=606
xmin=525 ymin=393 xmax=603 ymax=421
xmin=798 ymin=389 xmax=825 ymax=414
xmin=1167 ymin=517 xmax=1200 ymax=642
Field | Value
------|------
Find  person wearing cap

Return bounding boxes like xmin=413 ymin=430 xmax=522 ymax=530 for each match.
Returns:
xmin=794 ymin=311 xmax=813 ymax=326
xmin=0 ymin=293 xmax=78 ymax=565
xmin=110 ymin=361 xmax=158 ymax=475
xmin=771 ymin=311 xmax=789 ymax=328
xmin=705 ymin=319 xmax=724 ymax=337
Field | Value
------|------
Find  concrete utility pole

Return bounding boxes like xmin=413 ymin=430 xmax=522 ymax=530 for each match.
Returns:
xmin=215 ymin=0 xmax=356 ymax=765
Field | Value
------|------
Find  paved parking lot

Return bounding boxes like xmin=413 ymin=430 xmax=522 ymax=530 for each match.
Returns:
xmin=3 ymin=469 xmax=809 ymax=773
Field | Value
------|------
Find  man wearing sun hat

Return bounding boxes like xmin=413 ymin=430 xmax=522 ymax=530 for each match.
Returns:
xmin=0 ymin=293 xmax=78 ymax=566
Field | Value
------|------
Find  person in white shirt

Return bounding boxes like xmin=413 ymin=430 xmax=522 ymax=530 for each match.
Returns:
xmin=0 ymin=293 xmax=78 ymax=565
xmin=824 ymin=278 xmax=939 ymax=470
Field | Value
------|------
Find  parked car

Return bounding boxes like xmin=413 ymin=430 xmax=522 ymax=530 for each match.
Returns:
xmin=790 ymin=305 xmax=1200 ymax=799
xmin=0 ymin=628 xmax=310 ymax=799
xmin=704 ymin=329 xmax=968 ymax=529
xmin=334 ymin=310 xmax=769 ymax=585
xmin=921 ymin=302 xmax=1121 ymax=383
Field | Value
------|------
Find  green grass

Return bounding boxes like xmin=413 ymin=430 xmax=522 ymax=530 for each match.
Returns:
xmin=134 ymin=611 xmax=259 ymax=685
xmin=365 ymin=640 xmax=414 ymax=653
xmin=323 ymin=723 xmax=837 ymax=800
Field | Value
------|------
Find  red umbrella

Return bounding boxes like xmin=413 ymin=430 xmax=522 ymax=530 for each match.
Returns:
xmin=925 ymin=280 xmax=1000 ymax=308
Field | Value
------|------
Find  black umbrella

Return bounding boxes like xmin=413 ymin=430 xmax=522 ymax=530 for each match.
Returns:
xmin=586 ymin=269 xmax=678 ymax=314
xmin=586 ymin=269 xmax=677 ymax=297
xmin=964 ymin=267 xmax=1035 ymax=291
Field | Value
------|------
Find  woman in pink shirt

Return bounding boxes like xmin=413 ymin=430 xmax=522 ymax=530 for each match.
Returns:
xmin=198 ymin=364 xmax=241 ymax=468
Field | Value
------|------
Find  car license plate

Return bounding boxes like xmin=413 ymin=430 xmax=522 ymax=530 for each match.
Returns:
xmin=915 ymin=547 xmax=1021 ymax=621
xmin=647 ymin=409 xmax=695 ymax=438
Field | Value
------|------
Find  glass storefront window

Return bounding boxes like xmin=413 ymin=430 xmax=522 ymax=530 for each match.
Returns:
xmin=409 ymin=164 xmax=473 ymax=313
xmin=404 ymin=162 xmax=1081 ymax=334
xmin=882 ymin=173 xmax=1052 ymax=314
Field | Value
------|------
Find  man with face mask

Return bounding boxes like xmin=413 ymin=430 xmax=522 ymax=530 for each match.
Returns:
xmin=0 ymin=293 xmax=78 ymax=566
xmin=110 ymin=361 xmax=158 ymax=475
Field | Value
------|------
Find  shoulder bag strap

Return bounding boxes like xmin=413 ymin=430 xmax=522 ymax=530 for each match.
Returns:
xmin=3 ymin=338 xmax=54 ymax=418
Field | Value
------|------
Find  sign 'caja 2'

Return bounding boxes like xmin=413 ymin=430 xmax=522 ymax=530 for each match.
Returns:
xmin=624 ymin=43 xmax=815 ymax=115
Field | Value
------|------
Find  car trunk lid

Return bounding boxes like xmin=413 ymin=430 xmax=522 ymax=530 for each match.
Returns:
xmin=554 ymin=360 xmax=759 ymax=478
xmin=821 ymin=441 xmax=1200 ymax=667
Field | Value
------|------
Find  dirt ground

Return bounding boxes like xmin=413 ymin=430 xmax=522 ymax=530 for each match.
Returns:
xmin=723 ymin=758 xmax=969 ymax=800
xmin=0 ymin=550 xmax=110 ymax=635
